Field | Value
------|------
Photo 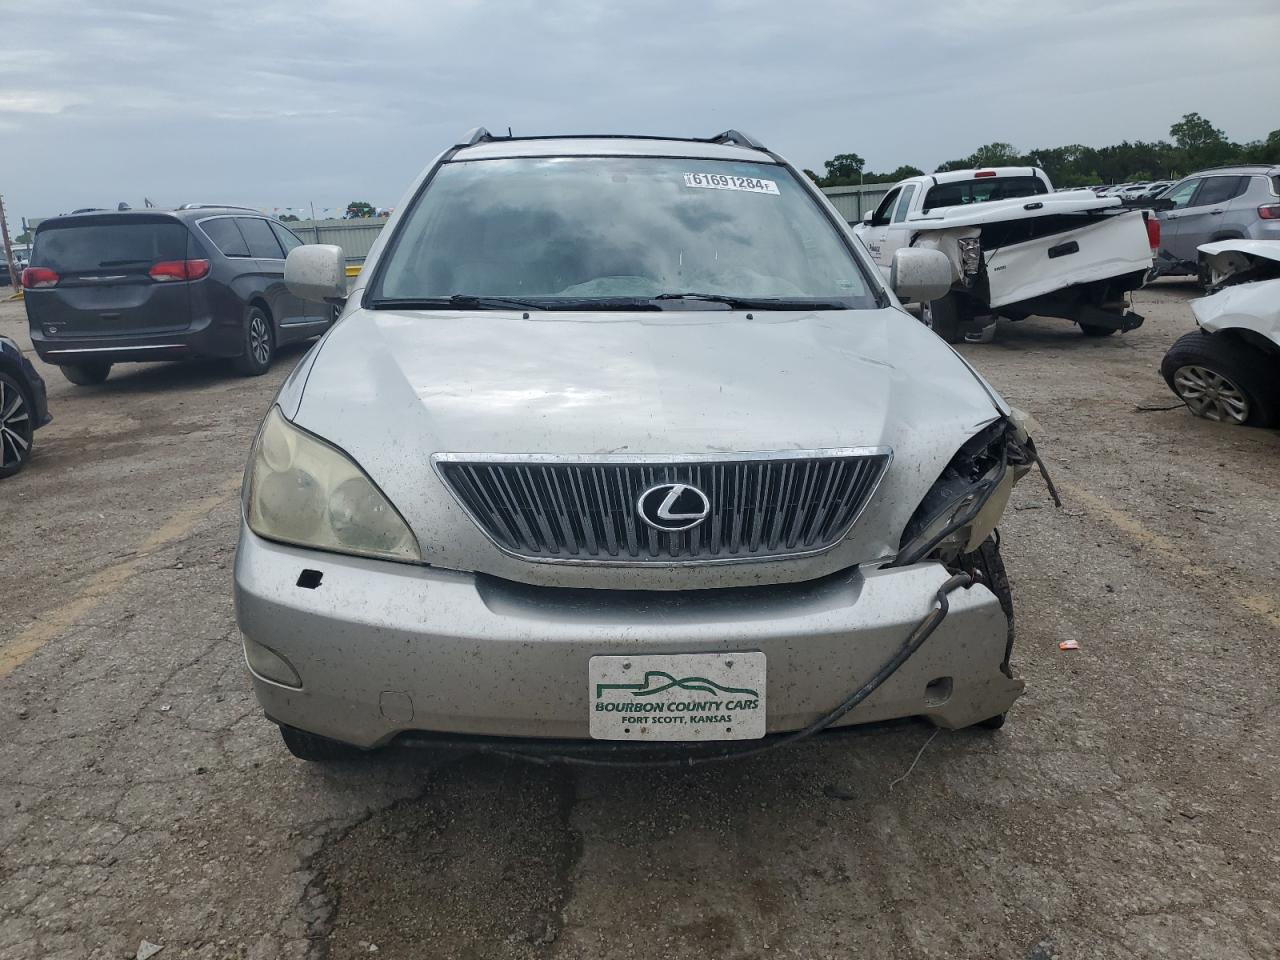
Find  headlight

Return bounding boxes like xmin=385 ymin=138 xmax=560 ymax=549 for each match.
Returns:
xmin=895 ymin=421 xmax=1008 ymax=566
xmin=244 ymin=407 xmax=421 ymax=562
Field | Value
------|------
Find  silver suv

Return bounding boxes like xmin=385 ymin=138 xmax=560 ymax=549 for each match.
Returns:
xmin=233 ymin=128 xmax=1046 ymax=763
xmin=1152 ymin=164 xmax=1280 ymax=278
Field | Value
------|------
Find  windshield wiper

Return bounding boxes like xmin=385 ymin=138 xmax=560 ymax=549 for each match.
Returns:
xmin=652 ymin=293 xmax=849 ymax=310
xmin=369 ymin=294 xmax=548 ymax=311
xmin=369 ymin=294 xmax=661 ymax=312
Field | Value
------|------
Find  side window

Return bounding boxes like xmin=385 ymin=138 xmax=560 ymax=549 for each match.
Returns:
xmin=870 ymin=188 xmax=900 ymax=227
xmin=1192 ymin=176 xmax=1246 ymax=206
xmin=199 ymin=218 xmax=250 ymax=257
xmin=892 ymin=184 xmax=917 ymax=223
xmin=269 ymin=221 xmax=303 ymax=254
xmin=236 ymin=218 xmax=285 ymax=259
xmin=1164 ymin=179 xmax=1200 ymax=210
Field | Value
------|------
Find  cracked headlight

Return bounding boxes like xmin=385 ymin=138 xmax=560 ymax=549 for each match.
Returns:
xmin=895 ymin=421 xmax=1008 ymax=566
xmin=245 ymin=407 xmax=421 ymax=562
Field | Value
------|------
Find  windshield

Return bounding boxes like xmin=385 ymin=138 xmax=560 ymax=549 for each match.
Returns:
xmin=371 ymin=156 xmax=876 ymax=308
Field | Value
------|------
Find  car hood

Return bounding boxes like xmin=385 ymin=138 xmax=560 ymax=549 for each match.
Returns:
xmin=286 ymin=306 xmax=1006 ymax=588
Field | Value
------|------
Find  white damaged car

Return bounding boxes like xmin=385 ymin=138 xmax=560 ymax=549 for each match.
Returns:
xmin=233 ymin=129 xmax=1053 ymax=763
xmin=1162 ymin=240 xmax=1280 ymax=427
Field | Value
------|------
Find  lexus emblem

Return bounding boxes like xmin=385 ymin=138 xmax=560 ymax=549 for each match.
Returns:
xmin=637 ymin=482 xmax=711 ymax=532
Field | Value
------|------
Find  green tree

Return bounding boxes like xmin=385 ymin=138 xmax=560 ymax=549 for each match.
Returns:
xmin=801 ymin=169 xmax=821 ymax=183
xmin=345 ymin=201 xmax=376 ymax=219
xmin=884 ymin=164 xmax=924 ymax=180
xmin=1170 ymin=113 xmax=1233 ymax=170
xmin=969 ymin=142 xmax=1021 ymax=167
xmin=279 ymin=214 xmax=300 ymax=222
xmin=823 ymin=153 xmax=865 ymax=183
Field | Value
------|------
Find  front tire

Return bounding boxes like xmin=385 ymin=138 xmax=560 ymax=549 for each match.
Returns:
xmin=1160 ymin=330 xmax=1278 ymax=427
xmin=0 ymin=372 xmax=34 ymax=479
xmin=279 ymin=724 xmax=364 ymax=762
xmin=234 ymin=306 xmax=274 ymax=376
xmin=59 ymin=362 xmax=112 ymax=386
xmin=921 ymin=292 xmax=964 ymax=344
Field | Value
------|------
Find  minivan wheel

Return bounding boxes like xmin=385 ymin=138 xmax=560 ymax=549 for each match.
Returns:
xmin=279 ymin=724 xmax=364 ymax=762
xmin=60 ymin=361 xmax=112 ymax=386
xmin=235 ymin=307 xmax=274 ymax=376
xmin=0 ymin=372 xmax=34 ymax=478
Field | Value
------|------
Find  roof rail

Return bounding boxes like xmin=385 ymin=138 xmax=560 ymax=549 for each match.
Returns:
xmin=1186 ymin=163 xmax=1275 ymax=174
xmin=709 ymin=129 xmax=766 ymax=150
xmin=458 ymin=127 xmax=494 ymax=147
xmin=176 ymin=203 xmax=261 ymax=212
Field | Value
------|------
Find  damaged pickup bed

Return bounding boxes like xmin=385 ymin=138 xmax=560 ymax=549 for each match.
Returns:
xmin=855 ymin=167 xmax=1162 ymax=343
xmin=1161 ymin=239 xmax=1280 ymax=427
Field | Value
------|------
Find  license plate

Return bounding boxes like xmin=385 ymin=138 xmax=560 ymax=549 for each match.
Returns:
xmin=588 ymin=652 xmax=766 ymax=741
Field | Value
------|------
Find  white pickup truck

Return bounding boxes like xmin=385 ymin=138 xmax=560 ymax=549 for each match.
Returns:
xmin=854 ymin=167 xmax=1160 ymax=342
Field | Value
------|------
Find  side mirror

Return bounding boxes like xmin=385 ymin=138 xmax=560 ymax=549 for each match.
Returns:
xmin=890 ymin=248 xmax=953 ymax=303
xmin=861 ymin=210 xmax=874 ymax=224
xmin=285 ymin=244 xmax=346 ymax=303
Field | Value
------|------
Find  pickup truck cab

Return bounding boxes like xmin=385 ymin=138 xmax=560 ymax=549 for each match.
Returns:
xmin=855 ymin=167 xmax=1158 ymax=343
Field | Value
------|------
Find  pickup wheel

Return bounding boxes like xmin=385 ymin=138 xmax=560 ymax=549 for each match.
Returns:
xmin=1079 ymin=323 xmax=1117 ymax=337
xmin=921 ymin=293 xmax=964 ymax=344
xmin=1160 ymin=330 xmax=1279 ymax=427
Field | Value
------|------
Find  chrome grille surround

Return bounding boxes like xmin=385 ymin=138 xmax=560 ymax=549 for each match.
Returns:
xmin=433 ymin=449 xmax=891 ymax=566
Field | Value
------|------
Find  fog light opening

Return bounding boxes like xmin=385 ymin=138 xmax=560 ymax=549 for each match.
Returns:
xmin=296 ymin=569 xmax=323 ymax=589
xmin=243 ymin=637 xmax=303 ymax=688
xmin=924 ymin=676 xmax=953 ymax=706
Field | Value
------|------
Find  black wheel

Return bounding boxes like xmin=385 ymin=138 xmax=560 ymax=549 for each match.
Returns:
xmin=1079 ymin=323 xmax=1117 ymax=337
xmin=1160 ymin=330 xmax=1279 ymax=427
xmin=234 ymin=306 xmax=274 ymax=376
xmin=0 ymin=372 xmax=34 ymax=479
xmin=279 ymin=724 xmax=364 ymax=762
xmin=59 ymin=361 xmax=111 ymax=386
xmin=976 ymin=713 xmax=1007 ymax=730
xmin=920 ymin=292 xmax=964 ymax=344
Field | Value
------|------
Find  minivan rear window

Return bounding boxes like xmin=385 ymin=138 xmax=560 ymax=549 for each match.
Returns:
xmin=33 ymin=220 xmax=188 ymax=273
xmin=199 ymin=218 xmax=251 ymax=258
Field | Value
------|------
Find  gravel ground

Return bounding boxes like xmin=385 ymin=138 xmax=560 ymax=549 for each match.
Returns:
xmin=0 ymin=283 xmax=1277 ymax=960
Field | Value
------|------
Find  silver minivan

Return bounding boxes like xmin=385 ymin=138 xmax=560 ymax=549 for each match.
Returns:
xmin=233 ymin=128 xmax=1048 ymax=763
xmin=1152 ymin=164 xmax=1280 ymax=278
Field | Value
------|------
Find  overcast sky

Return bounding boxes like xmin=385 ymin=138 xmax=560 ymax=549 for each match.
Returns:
xmin=2 ymin=0 xmax=1277 ymax=223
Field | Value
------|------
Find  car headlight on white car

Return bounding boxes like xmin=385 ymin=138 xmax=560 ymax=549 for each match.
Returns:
xmin=244 ymin=407 xmax=421 ymax=562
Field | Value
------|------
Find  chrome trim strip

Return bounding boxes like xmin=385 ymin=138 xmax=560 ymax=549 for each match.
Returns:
xmin=45 ymin=343 xmax=187 ymax=354
xmin=431 ymin=448 xmax=893 ymax=567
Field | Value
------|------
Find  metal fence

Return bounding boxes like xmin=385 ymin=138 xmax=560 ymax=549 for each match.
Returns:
xmin=819 ymin=184 xmax=893 ymax=224
xmin=288 ymin=218 xmax=388 ymax=263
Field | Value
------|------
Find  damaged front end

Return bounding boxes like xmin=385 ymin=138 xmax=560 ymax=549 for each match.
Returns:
xmin=893 ymin=410 xmax=1056 ymax=570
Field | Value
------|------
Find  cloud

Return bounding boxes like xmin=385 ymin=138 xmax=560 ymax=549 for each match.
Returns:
xmin=2 ymin=0 xmax=1278 ymax=219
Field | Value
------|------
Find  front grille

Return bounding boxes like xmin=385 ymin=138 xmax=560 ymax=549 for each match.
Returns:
xmin=436 ymin=451 xmax=890 ymax=563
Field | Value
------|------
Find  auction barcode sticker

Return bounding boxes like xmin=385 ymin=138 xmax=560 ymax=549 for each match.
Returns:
xmin=684 ymin=172 xmax=779 ymax=195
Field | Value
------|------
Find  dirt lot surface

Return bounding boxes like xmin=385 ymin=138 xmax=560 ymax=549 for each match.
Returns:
xmin=1 ymin=284 xmax=1277 ymax=960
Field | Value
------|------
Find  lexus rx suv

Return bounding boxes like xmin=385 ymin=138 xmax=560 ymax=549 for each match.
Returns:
xmin=234 ymin=128 xmax=1048 ymax=763
xmin=22 ymin=206 xmax=334 ymax=384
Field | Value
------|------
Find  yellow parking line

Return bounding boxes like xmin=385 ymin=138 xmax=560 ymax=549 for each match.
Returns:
xmin=1057 ymin=480 xmax=1280 ymax=631
xmin=0 ymin=477 xmax=242 ymax=680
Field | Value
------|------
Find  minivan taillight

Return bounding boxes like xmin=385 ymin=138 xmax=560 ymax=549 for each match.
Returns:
xmin=149 ymin=259 xmax=210 ymax=282
xmin=21 ymin=267 xmax=59 ymax=289
xmin=1145 ymin=215 xmax=1161 ymax=253
xmin=1258 ymin=204 xmax=1280 ymax=220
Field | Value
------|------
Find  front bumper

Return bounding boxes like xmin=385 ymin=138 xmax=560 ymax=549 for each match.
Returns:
xmin=233 ymin=527 xmax=1024 ymax=749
